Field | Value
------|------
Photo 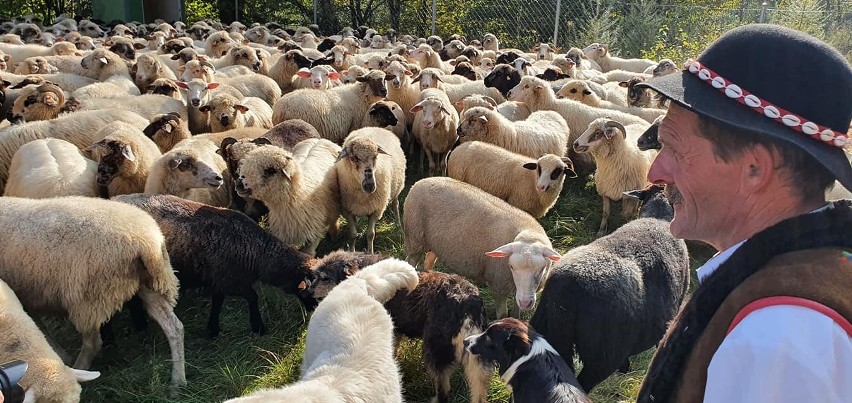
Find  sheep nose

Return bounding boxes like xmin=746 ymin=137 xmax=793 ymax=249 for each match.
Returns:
xmin=214 ymin=175 xmax=223 ymax=182
xmin=456 ymin=126 xmax=464 ymax=136
xmin=191 ymin=99 xmax=200 ymax=106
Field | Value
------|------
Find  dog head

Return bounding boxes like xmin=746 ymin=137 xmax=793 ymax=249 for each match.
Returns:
xmin=464 ymin=317 xmax=533 ymax=376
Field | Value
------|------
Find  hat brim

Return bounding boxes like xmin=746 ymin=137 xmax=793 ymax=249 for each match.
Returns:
xmin=637 ymin=72 xmax=852 ymax=192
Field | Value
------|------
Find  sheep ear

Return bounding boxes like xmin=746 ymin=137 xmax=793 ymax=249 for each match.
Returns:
xmin=71 ymin=368 xmax=100 ymax=382
xmin=296 ymin=69 xmax=311 ymax=78
xmin=411 ymin=74 xmax=421 ymax=83
xmin=434 ymin=74 xmax=443 ymax=82
xmin=409 ymin=103 xmax=424 ymax=113
xmin=522 ymin=162 xmax=537 ymax=170
xmin=542 ymin=247 xmax=561 ymax=262
xmin=234 ymin=104 xmax=249 ymax=113
xmin=120 ymin=144 xmax=136 ymax=161
xmin=561 ymin=157 xmax=577 ymax=178
xmin=175 ymin=81 xmax=188 ymax=89
xmin=403 ymin=69 xmax=412 ymax=76
xmin=327 ymin=71 xmax=342 ymax=80
xmin=335 ymin=148 xmax=348 ymax=162
xmin=478 ymin=115 xmax=488 ymax=123
xmin=199 ymin=105 xmax=211 ymax=113
xmin=439 ymin=106 xmax=452 ymax=116
xmin=618 ymin=81 xmax=629 ymax=88
xmin=485 ymin=242 xmax=517 ymax=259
xmin=206 ymin=82 xmax=220 ymax=90
xmin=98 ymin=56 xmax=108 ymax=65
xmin=376 ymin=145 xmax=388 ymax=155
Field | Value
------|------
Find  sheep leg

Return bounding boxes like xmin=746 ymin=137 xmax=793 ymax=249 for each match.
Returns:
xmin=424 ymin=251 xmax=438 ymax=271
xmin=598 ymin=196 xmax=611 ymax=236
xmin=342 ymin=210 xmax=359 ymax=251
xmin=207 ymin=292 xmax=225 ymax=338
xmin=365 ymin=213 xmax=379 ymax=254
xmin=494 ymin=292 xmax=509 ymax=319
xmin=245 ymin=288 xmax=267 ymax=335
xmin=426 ymin=150 xmax=437 ymax=176
xmin=138 ymin=286 xmax=187 ymax=394
xmin=439 ymin=151 xmax=449 ymax=176
xmin=392 ymin=198 xmax=402 ymax=231
xmin=73 ymin=327 xmax=103 ymax=370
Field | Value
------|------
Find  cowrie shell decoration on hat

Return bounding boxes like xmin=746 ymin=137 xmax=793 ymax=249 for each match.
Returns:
xmin=684 ymin=60 xmax=849 ymax=148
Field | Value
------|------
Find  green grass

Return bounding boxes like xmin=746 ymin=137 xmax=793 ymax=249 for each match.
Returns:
xmin=47 ymin=160 xmax=715 ymax=403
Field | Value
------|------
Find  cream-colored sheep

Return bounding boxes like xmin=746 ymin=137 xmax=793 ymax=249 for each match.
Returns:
xmin=133 ymin=52 xmax=177 ymax=92
xmin=201 ymin=93 xmax=273 ymax=132
xmin=144 ymin=112 xmax=192 ymax=153
xmin=457 ymin=106 xmax=569 ymax=158
xmin=588 ymin=69 xmax=652 ymax=84
xmin=409 ymin=44 xmax=451 ymax=72
xmin=0 ymin=108 xmax=149 ymax=193
xmin=362 ymin=100 xmax=408 ymax=143
xmin=531 ymin=42 xmax=559 ymax=61
xmin=292 ymin=65 xmax=342 ymax=90
xmin=176 ymin=79 xmax=244 ymax=133
xmin=236 ymin=138 xmax=341 ymax=255
xmin=83 ymin=122 xmax=162 ymax=197
xmin=382 ymin=60 xmax=420 ymax=124
xmin=341 ymin=65 xmax=369 ymax=84
xmin=13 ymin=55 xmax=58 ymax=74
xmin=329 ymin=44 xmax=354 ymax=72
xmin=67 ymin=49 xmax=141 ymax=99
xmin=448 ymin=141 xmax=575 ymax=218
xmin=335 ymin=127 xmax=406 ymax=253
xmin=0 ymin=196 xmax=186 ymax=393
xmin=582 ymin=43 xmax=656 ymax=73
xmin=0 ymin=41 xmax=79 ymax=63
xmin=205 ymin=31 xmax=237 ymax=58
xmin=267 ymin=49 xmax=312 ymax=93
xmin=145 ymin=138 xmax=231 ymax=207
xmin=556 ymin=79 xmax=665 ymax=123
xmin=4 ymin=138 xmax=98 ymax=198
xmin=410 ymin=88 xmax=459 ymax=175
xmin=404 ymin=177 xmax=561 ymax=318
xmin=412 ymin=67 xmax=465 ymax=92
xmin=0 ymin=279 xmax=100 ymax=403
xmin=272 ymin=70 xmax=388 ymax=144
xmin=455 ymin=94 xmax=531 ymax=122
xmin=573 ymin=117 xmax=655 ymax=235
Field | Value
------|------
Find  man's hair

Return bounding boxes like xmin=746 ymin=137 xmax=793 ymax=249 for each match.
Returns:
xmin=697 ymin=116 xmax=835 ymax=202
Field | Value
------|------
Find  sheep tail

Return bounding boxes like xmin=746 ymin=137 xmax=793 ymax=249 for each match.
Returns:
xmin=354 ymin=258 xmax=419 ymax=304
xmin=140 ymin=241 xmax=180 ymax=307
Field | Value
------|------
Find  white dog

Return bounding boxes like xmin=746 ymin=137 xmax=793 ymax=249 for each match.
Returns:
xmin=225 ymin=258 xmax=419 ymax=403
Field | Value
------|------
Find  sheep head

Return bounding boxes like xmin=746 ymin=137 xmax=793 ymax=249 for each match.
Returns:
xmin=14 ymin=56 xmax=58 ymax=74
xmin=146 ymin=78 xmax=182 ymax=100
xmin=236 ymin=146 xmax=298 ymax=202
xmin=356 ymin=70 xmax=388 ymax=100
xmin=411 ymin=96 xmax=451 ymax=130
xmin=201 ymin=94 xmax=248 ymax=131
xmin=85 ymin=138 xmax=137 ymax=187
xmin=484 ymin=64 xmax=520 ymax=98
xmin=367 ymin=101 xmax=400 ymax=128
xmin=556 ymin=80 xmax=595 ymax=103
xmin=522 ymin=154 xmax=577 ymax=193
xmin=10 ymin=82 xmax=65 ymax=122
xmin=456 ymin=106 xmax=493 ymax=140
xmin=337 ymin=134 xmax=388 ymax=194
xmin=485 ymin=232 xmax=561 ymax=311
xmin=506 ymin=76 xmax=547 ymax=104
xmin=573 ymin=118 xmax=627 ymax=153
xmin=412 ymin=68 xmax=443 ymax=91
xmin=382 ymin=61 xmax=412 ymax=89
xmin=164 ymin=150 xmax=225 ymax=190
xmin=143 ymin=112 xmax=189 ymax=153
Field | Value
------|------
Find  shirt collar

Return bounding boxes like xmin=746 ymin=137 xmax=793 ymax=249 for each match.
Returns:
xmin=695 ymin=203 xmax=832 ymax=284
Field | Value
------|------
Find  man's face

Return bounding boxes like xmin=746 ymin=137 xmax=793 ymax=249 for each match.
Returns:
xmin=648 ymin=104 xmax=745 ymax=246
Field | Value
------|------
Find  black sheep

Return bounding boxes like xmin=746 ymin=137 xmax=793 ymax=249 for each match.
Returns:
xmin=637 ymin=119 xmax=662 ymax=151
xmin=302 ymin=266 xmax=491 ymax=403
xmin=112 ymin=194 xmax=345 ymax=338
xmin=530 ymin=185 xmax=690 ymax=391
xmin=484 ymin=64 xmax=521 ymax=98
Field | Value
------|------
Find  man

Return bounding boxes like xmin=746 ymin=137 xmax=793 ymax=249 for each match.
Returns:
xmin=634 ymin=24 xmax=852 ymax=402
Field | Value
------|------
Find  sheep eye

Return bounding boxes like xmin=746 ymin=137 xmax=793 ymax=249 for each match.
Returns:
xmin=24 ymin=96 xmax=37 ymax=107
xmin=263 ymin=167 xmax=278 ymax=178
xmin=524 ymin=85 xmax=529 ymax=89
xmin=570 ymin=89 xmax=577 ymax=94
xmin=550 ymin=167 xmax=563 ymax=180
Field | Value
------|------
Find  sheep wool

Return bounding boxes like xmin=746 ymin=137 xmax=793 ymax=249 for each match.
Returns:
xmin=5 ymin=138 xmax=98 ymax=198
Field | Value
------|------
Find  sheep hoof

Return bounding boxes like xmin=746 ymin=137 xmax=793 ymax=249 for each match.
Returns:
xmin=252 ymin=323 xmax=268 ymax=336
xmin=206 ymin=325 xmax=221 ymax=339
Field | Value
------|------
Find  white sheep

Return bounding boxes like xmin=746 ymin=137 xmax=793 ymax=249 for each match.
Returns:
xmin=292 ymin=65 xmax=342 ymax=90
xmin=410 ymin=88 xmax=459 ymax=175
xmin=236 ymin=138 xmax=341 ymax=255
xmin=556 ymin=79 xmax=666 ymax=123
xmin=383 ymin=60 xmax=420 ymax=124
xmin=272 ymin=70 xmax=388 ymax=144
xmin=0 ymin=279 xmax=100 ymax=403
xmin=588 ymin=69 xmax=652 ymax=84
xmin=4 ymin=138 xmax=98 ymax=198
xmin=13 ymin=55 xmax=58 ymax=74
xmin=457 ymin=106 xmax=569 ymax=158
xmin=412 ymin=67 xmax=465 ymax=92
xmin=455 ymin=94 xmax=532 ymax=122
xmin=224 ymin=259 xmax=418 ymax=403
xmin=404 ymin=177 xmax=561 ymax=318
xmin=582 ymin=43 xmax=656 ymax=73
xmin=145 ymin=138 xmax=231 ymax=207
xmin=200 ymin=93 xmax=273 ymax=132
xmin=342 ymin=65 xmax=369 ymax=84
xmin=0 ymin=108 xmax=149 ymax=193
xmin=329 ymin=44 xmax=354 ymax=72
xmin=0 ymin=41 xmax=79 ymax=63
xmin=204 ymin=31 xmax=237 ymax=58
xmin=409 ymin=44 xmax=451 ymax=72
xmin=176 ymin=79 xmax=244 ymax=133
xmin=573 ymin=117 xmax=655 ymax=235
xmin=83 ymin=122 xmax=162 ymax=197
xmin=0 ymin=196 xmax=186 ymax=393
xmin=335 ymin=127 xmax=406 ymax=253
xmin=362 ymin=100 xmax=408 ymax=143
xmin=448 ymin=141 xmax=575 ymax=218
xmin=531 ymin=42 xmax=559 ymax=61
xmin=133 ymin=52 xmax=178 ymax=92
xmin=1 ymin=71 xmax=97 ymax=93
xmin=267 ymin=49 xmax=313 ymax=93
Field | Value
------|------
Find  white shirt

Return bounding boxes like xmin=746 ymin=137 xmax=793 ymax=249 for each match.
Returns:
xmin=697 ymin=214 xmax=852 ymax=403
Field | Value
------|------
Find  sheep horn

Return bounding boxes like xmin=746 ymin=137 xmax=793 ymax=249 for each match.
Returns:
xmin=604 ymin=120 xmax=626 ymax=137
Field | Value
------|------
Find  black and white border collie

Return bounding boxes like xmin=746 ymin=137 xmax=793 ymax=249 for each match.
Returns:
xmin=465 ymin=318 xmax=590 ymax=403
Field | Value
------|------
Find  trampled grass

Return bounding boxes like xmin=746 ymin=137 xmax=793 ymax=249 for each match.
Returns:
xmin=45 ymin=160 xmax=713 ymax=403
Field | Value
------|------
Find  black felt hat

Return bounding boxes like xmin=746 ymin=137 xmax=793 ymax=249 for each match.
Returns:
xmin=637 ymin=24 xmax=852 ymax=190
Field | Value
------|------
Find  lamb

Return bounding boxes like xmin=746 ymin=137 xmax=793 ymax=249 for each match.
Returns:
xmin=573 ymin=117 xmax=655 ymax=235
xmin=565 ymin=47 xmax=603 ymax=72
xmin=328 ymin=44 xmax=354 ymax=72
xmin=383 ymin=60 xmax=420 ymax=124
xmin=0 ymin=196 xmax=186 ymax=394
xmin=556 ymin=79 xmax=666 ymax=123
xmin=531 ymin=185 xmax=690 ymax=392
xmin=132 ymin=52 xmax=178 ymax=92
xmin=409 ymin=44 xmax=450 ymax=72
xmin=143 ymin=112 xmax=193 ymax=153
xmin=448 ymin=141 xmax=575 ymax=218
xmin=412 ymin=67 xmax=467 ymax=92
xmin=582 ymin=43 xmax=656 ymax=73
xmin=0 ymin=108 xmax=149 ymax=193
xmin=457 ymin=106 xmax=569 ymax=159
xmin=176 ymin=79 xmax=244 ymax=133
xmin=410 ymin=88 xmax=459 ymax=175
xmin=362 ymin=100 xmax=408 ymax=144
xmin=267 ymin=49 xmax=312 ymax=92
xmin=482 ymin=33 xmax=499 ymax=52
xmin=0 ymin=279 xmax=101 ymax=403
xmin=113 ymin=194 xmax=365 ymax=337
xmin=619 ymin=76 xmax=668 ymax=109
xmin=302 ymin=266 xmax=492 ymax=403
xmin=0 ymin=41 xmax=79 ymax=63
xmin=201 ymin=93 xmax=274 ymax=132
xmin=4 ymin=138 xmax=99 ymax=198
xmin=335 ymin=127 xmax=406 ymax=253
xmin=146 ymin=77 xmax=183 ymax=100
xmin=13 ymin=55 xmax=58 ymax=74
xmin=144 ymin=138 xmax=231 ymax=207
xmin=455 ymin=94 xmax=531 ymax=122
xmin=404 ymin=177 xmax=561 ymax=318
xmin=83 ymin=122 xmax=162 ymax=197
xmin=532 ymin=42 xmax=559 ymax=61
xmin=272 ymin=70 xmax=388 ymax=144
xmin=224 ymin=259 xmax=418 ymax=403
xmin=236 ymin=138 xmax=341 ymax=255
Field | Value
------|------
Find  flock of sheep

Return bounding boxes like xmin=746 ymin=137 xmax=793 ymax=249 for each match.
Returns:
xmin=0 ymin=13 xmax=848 ymax=403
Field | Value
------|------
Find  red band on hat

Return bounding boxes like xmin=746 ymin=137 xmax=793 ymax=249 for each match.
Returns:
xmin=684 ymin=60 xmax=849 ymax=149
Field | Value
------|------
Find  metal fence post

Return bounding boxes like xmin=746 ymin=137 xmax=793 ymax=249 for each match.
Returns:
xmin=313 ymin=0 xmax=317 ymax=24
xmin=759 ymin=1 xmax=767 ymax=23
xmin=431 ymin=0 xmax=437 ymax=35
xmin=235 ymin=0 xmax=239 ymax=21
xmin=553 ymin=0 xmax=562 ymax=46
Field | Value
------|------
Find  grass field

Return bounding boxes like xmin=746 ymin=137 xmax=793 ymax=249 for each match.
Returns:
xmin=42 ymin=160 xmax=715 ymax=403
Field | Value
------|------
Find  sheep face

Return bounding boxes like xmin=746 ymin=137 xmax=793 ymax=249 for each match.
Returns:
xmin=236 ymin=147 xmax=297 ymax=201
xmin=485 ymin=238 xmax=561 ymax=310
xmin=144 ymin=113 xmax=188 ymax=152
xmin=178 ymin=59 xmax=215 ymax=83
xmin=451 ymin=62 xmax=477 ymax=81
xmin=411 ymin=97 xmax=450 ymax=130
xmin=653 ymin=59 xmax=678 ymax=77
xmin=442 ymin=40 xmax=465 ymax=59
xmin=482 ymin=34 xmax=498 ymax=51
xmin=72 ymin=35 xmax=96 ymax=50
xmin=342 ymin=65 xmax=368 ymax=84
xmin=229 ymin=45 xmax=264 ymax=72
xmin=176 ymin=80 xmax=220 ymax=107
xmin=533 ymin=43 xmax=557 ymax=61
xmin=146 ymin=78 xmax=181 ymax=100
xmin=556 ymin=80 xmax=594 ymax=102
xmin=356 ymin=70 xmax=388 ymax=99
xmin=522 ymin=155 xmax=577 ymax=193
xmin=0 ymin=52 xmax=8 ymax=71
xmin=409 ymin=44 xmax=435 ymax=65
xmin=166 ymin=153 xmax=225 ymax=189
xmin=362 ymin=53 xmax=387 ymax=71
xmin=506 ymin=77 xmax=545 ymax=104
xmin=573 ymin=119 xmax=626 ymax=154
xmin=368 ymin=102 xmax=400 ymax=127
xmin=426 ymin=36 xmax=443 ymax=51
xmin=479 ymin=58 xmax=494 ymax=73
xmin=330 ymin=45 xmax=351 ymax=68
xmin=108 ymin=38 xmax=143 ymax=62
xmin=413 ymin=69 xmax=442 ymax=91
xmin=79 ymin=20 xmax=105 ymax=37
xmin=369 ymin=34 xmax=388 ymax=49
xmin=201 ymin=95 xmax=249 ymax=130
xmin=10 ymin=83 xmax=64 ymax=122
xmin=171 ymin=48 xmax=199 ymax=66
xmin=146 ymin=31 xmax=167 ymax=49
xmin=621 ymin=77 xmax=654 ymax=108
xmin=382 ymin=61 xmax=411 ymax=89
xmin=582 ymin=43 xmax=607 ymax=61
xmin=80 ymin=48 xmax=118 ymax=75
xmin=456 ymin=107 xmax=492 ymax=140
xmin=296 ymin=66 xmax=342 ymax=90
xmin=484 ymin=64 xmax=521 ymax=98
xmin=85 ymin=139 xmax=137 ymax=187
xmin=207 ymin=31 xmax=236 ymax=57
xmin=12 ymin=23 xmax=41 ymax=43
xmin=338 ymin=138 xmax=386 ymax=194
xmin=133 ymin=54 xmax=164 ymax=86
xmin=14 ymin=57 xmax=57 ymax=74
